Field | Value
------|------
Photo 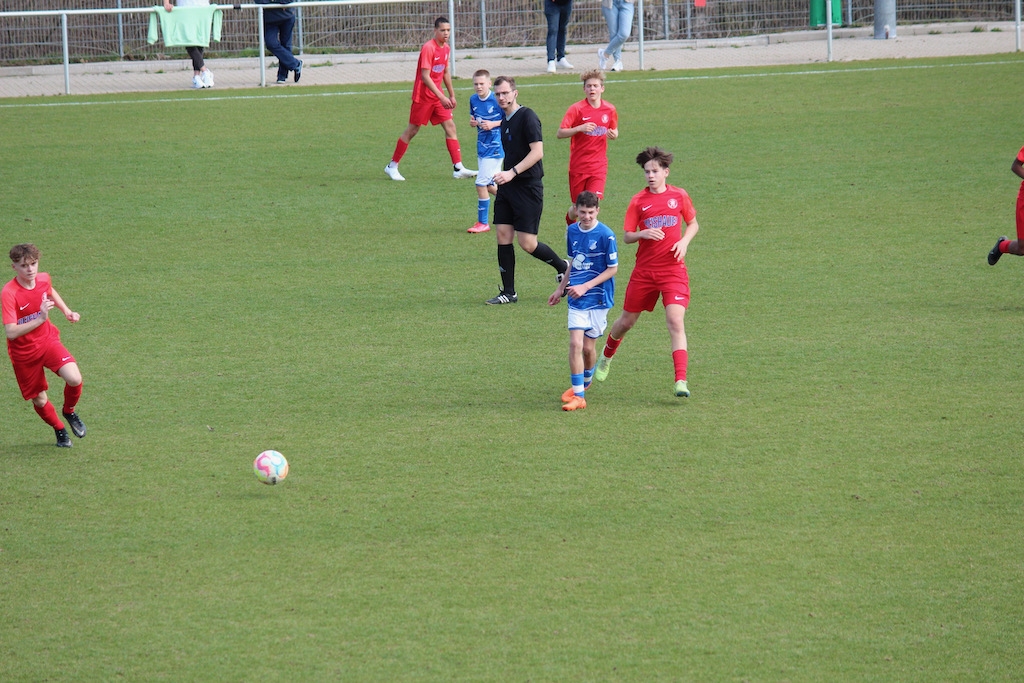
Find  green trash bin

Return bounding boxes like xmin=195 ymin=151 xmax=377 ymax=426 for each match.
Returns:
xmin=810 ymin=0 xmax=842 ymax=27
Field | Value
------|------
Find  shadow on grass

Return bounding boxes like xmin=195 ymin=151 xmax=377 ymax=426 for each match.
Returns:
xmin=2 ymin=443 xmax=70 ymax=458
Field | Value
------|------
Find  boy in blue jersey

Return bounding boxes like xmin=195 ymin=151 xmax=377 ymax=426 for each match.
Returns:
xmin=548 ymin=191 xmax=618 ymax=411
xmin=467 ymin=70 xmax=504 ymax=233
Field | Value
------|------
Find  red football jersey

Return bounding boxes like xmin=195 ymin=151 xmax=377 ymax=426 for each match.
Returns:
xmin=561 ymin=99 xmax=618 ymax=177
xmin=2 ymin=272 xmax=60 ymax=363
xmin=412 ymin=39 xmax=449 ymax=103
xmin=623 ymin=185 xmax=697 ymax=272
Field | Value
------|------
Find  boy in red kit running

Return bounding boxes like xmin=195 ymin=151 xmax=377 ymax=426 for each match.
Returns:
xmin=987 ymin=145 xmax=1024 ymax=264
xmin=557 ymin=69 xmax=618 ymax=225
xmin=384 ymin=17 xmax=477 ymax=182
xmin=593 ymin=147 xmax=699 ymax=398
xmin=3 ymin=244 xmax=86 ymax=447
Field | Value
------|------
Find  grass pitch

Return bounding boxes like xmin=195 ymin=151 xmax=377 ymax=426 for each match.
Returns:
xmin=2 ymin=55 xmax=1024 ymax=680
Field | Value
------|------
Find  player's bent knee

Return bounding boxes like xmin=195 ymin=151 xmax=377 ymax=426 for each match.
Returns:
xmin=59 ymin=363 xmax=82 ymax=386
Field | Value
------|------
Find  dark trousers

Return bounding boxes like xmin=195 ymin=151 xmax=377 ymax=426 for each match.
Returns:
xmin=186 ymin=45 xmax=204 ymax=71
xmin=544 ymin=0 xmax=573 ymax=61
xmin=264 ymin=15 xmax=300 ymax=79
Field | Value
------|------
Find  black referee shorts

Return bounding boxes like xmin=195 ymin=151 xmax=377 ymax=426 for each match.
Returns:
xmin=493 ymin=180 xmax=543 ymax=235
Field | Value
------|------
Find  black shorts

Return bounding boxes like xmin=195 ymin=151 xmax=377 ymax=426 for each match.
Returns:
xmin=493 ymin=181 xmax=543 ymax=235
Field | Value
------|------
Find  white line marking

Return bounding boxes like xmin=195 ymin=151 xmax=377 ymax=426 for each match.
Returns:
xmin=1 ymin=58 xmax=1020 ymax=109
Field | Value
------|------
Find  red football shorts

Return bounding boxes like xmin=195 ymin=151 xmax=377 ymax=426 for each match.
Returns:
xmin=409 ymin=98 xmax=453 ymax=127
xmin=622 ymin=266 xmax=690 ymax=313
xmin=1015 ymin=184 xmax=1024 ymax=240
xmin=569 ymin=173 xmax=606 ymax=205
xmin=10 ymin=341 xmax=74 ymax=400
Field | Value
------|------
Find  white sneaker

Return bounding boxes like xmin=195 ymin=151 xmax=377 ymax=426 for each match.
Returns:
xmin=557 ymin=57 xmax=574 ymax=69
xmin=200 ymin=69 xmax=214 ymax=88
xmin=598 ymin=48 xmax=607 ymax=70
xmin=453 ymin=165 xmax=478 ymax=180
xmin=547 ymin=60 xmax=556 ymax=73
xmin=191 ymin=75 xmax=204 ymax=89
xmin=384 ymin=164 xmax=405 ymax=181
xmin=610 ymin=60 xmax=624 ymax=72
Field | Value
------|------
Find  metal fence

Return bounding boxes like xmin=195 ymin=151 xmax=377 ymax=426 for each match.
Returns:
xmin=1 ymin=0 xmax=1018 ymax=66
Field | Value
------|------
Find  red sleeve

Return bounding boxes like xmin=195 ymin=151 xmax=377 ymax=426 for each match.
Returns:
xmin=623 ymin=195 xmax=641 ymax=233
xmin=417 ymin=41 xmax=434 ymax=72
xmin=1 ymin=283 xmax=15 ymax=325
xmin=560 ymin=102 xmax=579 ymax=130
xmin=1017 ymin=145 xmax=1024 ymax=163
xmin=681 ymin=192 xmax=697 ymax=223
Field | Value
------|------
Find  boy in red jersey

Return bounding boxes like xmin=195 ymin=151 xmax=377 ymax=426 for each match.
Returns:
xmin=557 ymin=69 xmax=618 ymax=225
xmin=987 ymin=145 xmax=1024 ymax=264
xmin=593 ymin=147 xmax=699 ymax=397
xmin=2 ymin=244 xmax=86 ymax=447
xmin=384 ymin=17 xmax=477 ymax=182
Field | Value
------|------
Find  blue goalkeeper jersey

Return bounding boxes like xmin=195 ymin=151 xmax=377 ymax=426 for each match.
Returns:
xmin=469 ymin=92 xmax=504 ymax=160
xmin=566 ymin=220 xmax=617 ymax=311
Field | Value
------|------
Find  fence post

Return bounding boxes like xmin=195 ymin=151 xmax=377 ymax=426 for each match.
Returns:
xmin=61 ymin=12 xmax=71 ymax=94
xmin=826 ymin=0 xmax=833 ymax=61
xmin=296 ymin=5 xmax=304 ymax=56
xmin=258 ymin=6 xmax=267 ymax=86
xmin=449 ymin=0 xmax=456 ymax=76
xmin=481 ymin=0 xmax=488 ymax=48
xmin=637 ymin=0 xmax=644 ymax=70
xmin=116 ymin=0 xmax=125 ymax=59
xmin=1016 ymin=0 xmax=1021 ymax=52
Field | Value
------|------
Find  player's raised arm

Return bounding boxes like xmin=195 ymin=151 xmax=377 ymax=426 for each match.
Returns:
xmin=49 ymin=288 xmax=80 ymax=323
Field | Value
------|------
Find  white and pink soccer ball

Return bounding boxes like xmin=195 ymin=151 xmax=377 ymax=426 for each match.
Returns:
xmin=253 ymin=450 xmax=289 ymax=485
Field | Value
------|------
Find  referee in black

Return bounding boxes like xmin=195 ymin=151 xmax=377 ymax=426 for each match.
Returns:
xmin=486 ymin=75 xmax=568 ymax=305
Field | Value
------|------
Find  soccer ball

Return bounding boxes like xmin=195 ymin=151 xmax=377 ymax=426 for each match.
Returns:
xmin=253 ymin=450 xmax=289 ymax=485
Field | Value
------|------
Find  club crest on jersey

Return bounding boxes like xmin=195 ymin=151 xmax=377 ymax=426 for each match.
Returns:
xmin=668 ymin=198 xmax=679 ymax=209
xmin=602 ymin=114 xmax=609 ymax=124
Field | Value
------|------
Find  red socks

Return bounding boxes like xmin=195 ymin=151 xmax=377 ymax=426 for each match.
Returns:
xmin=391 ymin=139 xmax=409 ymax=164
xmin=1000 ymin=240 xmax=1012 ymax=254
xmin=445 ymin=138 xmax=462 ymax=165
xmin=603 ymin=335 xmax=623 ymax=359
xmin=34 ymin=401 xmax=64 ymax=429
xmin=672 ymin=349 xmax=688 ymax=381
xmin=63 ymin=383 xmax=82 ymax=414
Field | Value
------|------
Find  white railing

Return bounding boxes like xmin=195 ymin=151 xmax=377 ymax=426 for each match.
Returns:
xmin=1 ymin=0 xmax=461 ymax=92
xmin=2 ymin=0 xmax=1021 ymax=95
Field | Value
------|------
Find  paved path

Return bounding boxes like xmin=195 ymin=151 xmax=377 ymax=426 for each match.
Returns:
xmin=0 ymin=21 xmax=1019 ymax=98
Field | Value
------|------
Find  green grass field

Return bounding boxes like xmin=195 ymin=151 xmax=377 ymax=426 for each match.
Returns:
xmin=2 ymin=55 xmax=1024 ymax=680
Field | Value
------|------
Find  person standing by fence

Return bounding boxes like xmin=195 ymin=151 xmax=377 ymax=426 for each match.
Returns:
xmin=160 ymin=0 xmax=215 ymax=88
xmin=255 ymin=0 xmax=302 ymax=84
xmin=599 ymin=0 xmax=634 ymax=72
xmin=544 ymin=0 xmax=575 ymax=73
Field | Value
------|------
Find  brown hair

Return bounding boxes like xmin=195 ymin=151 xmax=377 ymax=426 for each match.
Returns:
xmin=636 ymin=146 xmax=674 ymax=169
xmin=493 ymin=75 xmax=516 ymax=90
xmin=581 ymin=69 xmax=604 ymax=84
xmin=575 ymin=191 xmax=600 ymax=208
xmin=9 ymin=243 xmax=40 ymax=263
xmin=473 ymin=69 xmax=491 ymax=79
